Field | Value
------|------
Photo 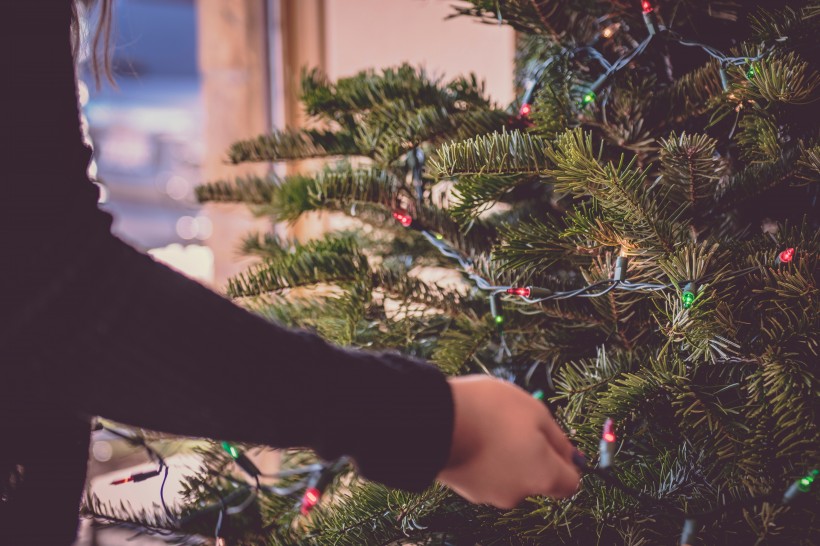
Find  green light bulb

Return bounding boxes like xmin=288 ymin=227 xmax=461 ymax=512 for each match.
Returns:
xmin=221 ymin=441 xmax=239 ymax=459
xmin=532 ymin=390 xmax=545 ymax=401
xmin=681 ymin=282 xmax=697 ymax=309
xmin=582 ymin=91 xmax=596 ymax=105
xmin=434 ymin=233 xmax=444 ymax=240
xmin=746 ymin=66 xmax=755 ymax=79
xmin=798 ymin=469 xmax=818 ymax=492
xmin=494 ymin=315 xmax=504 ymax=325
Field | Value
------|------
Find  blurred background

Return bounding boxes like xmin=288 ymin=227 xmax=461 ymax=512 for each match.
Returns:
xmin=73 ymin=1 xmax=513 ymax=543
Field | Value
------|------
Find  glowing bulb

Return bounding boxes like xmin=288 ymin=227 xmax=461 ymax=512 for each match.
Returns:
xmin=798 ymin=469 xmax=818 ymax=492
xmin=602 ymin=419 xmax=616 ymax=443
xmin=519 ymin=103 xmax=532 ymax=117
xmin=532 ymin=390 xmax=545 ymax=400
xmin=746 ymin=66 xmax=756 ymax=79
xmin=221 ymin=441 xmax=239 ymax=459
xmin=392 ymin=210 xmax=413 ymax=228
xmin=641 ymin=0 xmax=653 ymax=13
xmin=301 ymin=487 xmax=321 ymax=515
xmin=602 ymin=24 xmax=618 ymax=38
xmin=778 ymin=247 xmax=795 ymax=264
xmin=681 ymin=282 xmax=696 ymax=309
xmin=494 ymin=315 xmax=504 ymax=325
xmin=506 ymin=287 xmax=532 ymax=298
xmin=581 ymin=91 xmax=596 ymax=106
xmin=784 ymin=468 xmax=819 ymax=503
xmin=599 ymin=418 xmax=617 ymax=469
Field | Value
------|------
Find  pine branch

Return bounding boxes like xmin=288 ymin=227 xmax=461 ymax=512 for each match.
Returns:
xmin=714 ymin=145 xmax=801 ymax=211
xmin=302 ymin=481 xmax=457 ymax=546
xmin=374 ymin=267 xmax=471 ymax=319
xmin=431 ymin=129 xmax=551 ymax=177
xmin=735 ymin=112 xmax=782 ymax=164
xmin=81 ymin=493 xmax=186 ymax=543
xmin=529 ymin=63 xmax=576 ymax=139
xmin=740 ymin=51 xmax=820 ymax=105
xmin=239 ymin=232 xmax=290 ymax=260
xmin=226 ymin=236 xmax=369 ymax=298
xmin=450 ymin=174 xmax=540 ymax=224
xmin=196 ymin=175 xmax=277 ymax=205
xmin=658 ymin=132 xmax=725 ymax=215
xmin=649 ymin=59 xmax=724 ymax=121
xmin=430 ymin=315 xmax=494 ymax=375
xmin=409 ymin=202 xmax=500 ymax=256
xmin=495 ymin=215 xmax=579 ymax=276
xmin=546 ymin=129 xmax=678 ymax=252
xmin=227 ymin=128 xmax=362 ymax=164
xmin=447 ymin=0 xmax=601 ymax=41
xmin=552 ymin=347 xmax=636 ymax=423
xmin=301 ymin=64 xmax=493 ymax=121
xmin=795 ymin=143 xmax=820 ymax=182
xmin=365 ymin=103 xmax=511 ymax=163
xmin=595 ymin=74 xmax=658 ymax=154
xmin=270 ymin=165 xmax=401 ymax=223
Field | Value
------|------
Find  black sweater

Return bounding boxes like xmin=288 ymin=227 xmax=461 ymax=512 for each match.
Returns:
xmin=0 ymin=2 xmax=453 ymax=543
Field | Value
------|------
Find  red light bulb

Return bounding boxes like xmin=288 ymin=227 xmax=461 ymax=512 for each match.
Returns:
xmin=519 ymin=103 xmax=532 ymax=117
xmin=300 ymin=487 xmax=321 ymax=515
xmin=506 ymin=287 xmax=532 ymax=298
xmin=641 ymin=0 xmax=653 ymax=13
xmin=602 ymin=418 xmax=616 ymax=443
xmin=392 ymin=210 xmax=413 ymax=228
xmin=778 ymin=247 xmax=795 ymax=264
xmin=111 ymin=476 xmax=134 ymax=485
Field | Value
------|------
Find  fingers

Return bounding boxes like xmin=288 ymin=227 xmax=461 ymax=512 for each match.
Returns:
xmin=540 ymin=447 xmax=581 ymax=498
xmin=536 ymin=405 xmax=577 ymax=464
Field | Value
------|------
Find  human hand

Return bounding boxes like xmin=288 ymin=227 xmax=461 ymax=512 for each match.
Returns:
xmin=437 ymin=376 xmax=580 ymax=509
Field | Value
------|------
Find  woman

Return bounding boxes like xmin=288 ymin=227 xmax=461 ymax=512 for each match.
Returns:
xmin=0 ymin=1 xmax=579 ymax=543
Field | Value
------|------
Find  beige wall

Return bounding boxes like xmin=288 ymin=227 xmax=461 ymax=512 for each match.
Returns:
xmin=201 ymin=0 xmax=516 ymax=287
xmin=286 ymin=1 xmax=516 ymax=242
xmin=324 ymin=1 xmax=515 ymax=105
xmin=198 ymin=0 xmax=273 ymax=288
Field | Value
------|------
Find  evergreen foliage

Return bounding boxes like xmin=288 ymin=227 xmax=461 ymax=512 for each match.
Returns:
xmin=94 ymin=1 xmax=819 ymax=544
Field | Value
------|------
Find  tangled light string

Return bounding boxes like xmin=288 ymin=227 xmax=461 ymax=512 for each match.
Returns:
xmin=391 ymin=210 xmax=793 ymax=319
xmin=575 ymin=419 xmax=817 ymax=546
xmin=99 ymin=422 xmax=346 ymax=542
xmin=517 ymin=0 xmax=771 ymax=117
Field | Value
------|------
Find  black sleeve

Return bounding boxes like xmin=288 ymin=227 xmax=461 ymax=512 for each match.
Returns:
xmin=1 ymin=0 xmax=454 ymax=493
xmin=22 ymin=235 xmax=454 ymax=492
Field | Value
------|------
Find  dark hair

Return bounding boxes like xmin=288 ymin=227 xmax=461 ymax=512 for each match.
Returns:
xmin=71 ymin=0 xmax=115 ymax=89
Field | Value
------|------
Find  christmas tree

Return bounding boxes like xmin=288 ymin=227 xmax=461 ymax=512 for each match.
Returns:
xmin=88 ymin=1 xmax=819 ymax=544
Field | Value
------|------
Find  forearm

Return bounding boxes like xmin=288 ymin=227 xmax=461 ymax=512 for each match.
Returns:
xmin=15 ymin=233 xmax=453 ymax=492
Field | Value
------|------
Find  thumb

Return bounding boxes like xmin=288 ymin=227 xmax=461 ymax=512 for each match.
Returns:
xmin=534 ymin=442 xmax=581 ymax=498
xmin=536 ymin=407 xmax=577 ymax=464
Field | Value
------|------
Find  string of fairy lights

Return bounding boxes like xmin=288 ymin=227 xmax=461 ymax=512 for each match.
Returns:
xmin=391 ymin=209 xmax=797 ymax=327
xmin=99 ymin=218 xmax=805 ymax=543
xmin=101 ymin=418 xmax=817 ymax=546
xmin=95 ymin=2 xmax=816 ymax=544
xmin=409 ymin=0 xmax=792 ymax=329
xmin=98 ymin=422 xmax=346 ymax=543
xmin=582 ymin=420 xmax=817 ymax=545
xmin=516 ymin=0 xmax=771 ymax=117
xmin=390 ymin=4 xmax=815 ymax=541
